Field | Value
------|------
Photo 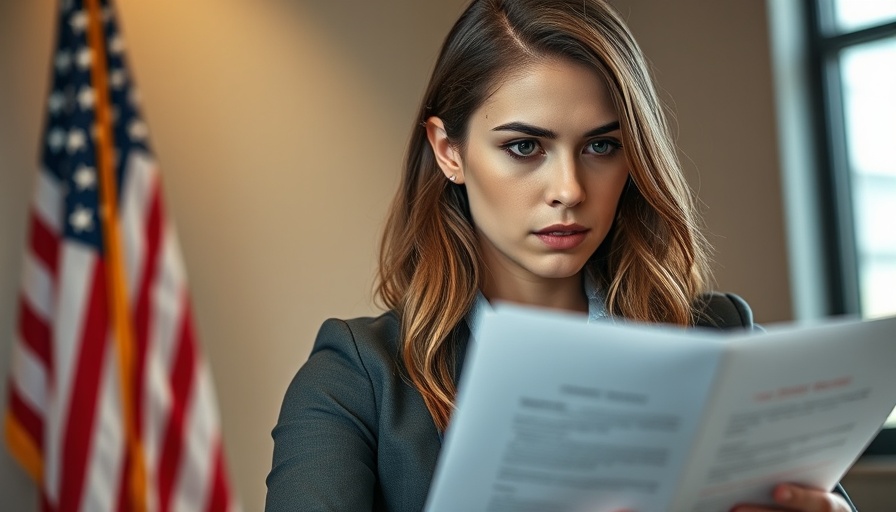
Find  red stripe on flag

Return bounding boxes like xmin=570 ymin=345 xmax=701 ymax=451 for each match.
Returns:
xmin=29 ymin=211 xmax=60 ymax=276
xmin=58 ymin=262 xmax=110 ymax=512
xmin=19 ymin=298 xmax=53 ymax=369
xmin=133 ymin=180 xmax=163 ymax=440
xmin=41 ymin=489 xmax=55 ymax=512
xmin=205 ymin=441 xmax=230 ymax=512
xmin=157 ymin=302 xmax=197 ymax=512
xmin=115 ymin=451 xmax=130 ymax=512
xmin=8 ymin=387 xmax=44 ymax=452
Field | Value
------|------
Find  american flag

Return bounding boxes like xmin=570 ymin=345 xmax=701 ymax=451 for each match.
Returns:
xmin=4 ymin=0 xmax=240 ymax=511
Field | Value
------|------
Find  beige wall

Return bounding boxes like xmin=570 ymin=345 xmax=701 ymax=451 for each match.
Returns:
xmin=611 ymin=0 xmax=793 ymax=322
xmin=0 ymin=0 xmax=880 ymax=511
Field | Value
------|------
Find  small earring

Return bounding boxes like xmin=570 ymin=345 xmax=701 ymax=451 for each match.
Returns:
xmin=449 ymin=175 xmax=457 ymax=182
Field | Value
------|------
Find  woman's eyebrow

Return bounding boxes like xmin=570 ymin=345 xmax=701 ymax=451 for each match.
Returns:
xmin=491 ymin=122 xmax=556 ymax=138
xmin=491 ymin=120 xmax=621 ymax=138
xmin=584 ymin=121 xmax=620 ymax=137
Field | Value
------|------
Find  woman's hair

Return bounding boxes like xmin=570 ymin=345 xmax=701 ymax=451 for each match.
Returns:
xmin=376 ymin=0 xmax=711 ymax=430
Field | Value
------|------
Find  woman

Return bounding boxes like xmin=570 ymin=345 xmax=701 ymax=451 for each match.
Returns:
xmin=266 ymin=1 xmax=855 ymax=510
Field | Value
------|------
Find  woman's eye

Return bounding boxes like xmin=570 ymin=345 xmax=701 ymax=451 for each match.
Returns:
xmin=505 ymin=140 xmax=540 ymax=158
xmin=587 ymin=139 xmax=621 ymax=156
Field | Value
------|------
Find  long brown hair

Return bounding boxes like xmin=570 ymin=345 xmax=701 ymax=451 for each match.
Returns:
xmin=377 ymin=0 xmax=711 ymax=430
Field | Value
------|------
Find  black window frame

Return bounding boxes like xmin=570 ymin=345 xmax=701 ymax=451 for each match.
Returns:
xmin=806 ymin=0 xmax=896 ymax=456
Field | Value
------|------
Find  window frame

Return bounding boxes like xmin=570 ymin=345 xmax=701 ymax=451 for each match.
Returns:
xmin=806 ymin=0 xmax=896 ymax=456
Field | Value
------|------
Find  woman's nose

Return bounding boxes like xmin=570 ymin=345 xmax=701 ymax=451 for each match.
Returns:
xmin=546 ymin=155 xmax=585 ymax=208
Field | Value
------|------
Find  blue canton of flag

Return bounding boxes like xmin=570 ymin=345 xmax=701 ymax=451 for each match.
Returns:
xmin=44 ymin=0 xmax=150 ymax=250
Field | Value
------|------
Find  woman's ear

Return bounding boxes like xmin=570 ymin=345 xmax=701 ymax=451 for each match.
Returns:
xmin=425 ymin=117 xmax=465 ymax=184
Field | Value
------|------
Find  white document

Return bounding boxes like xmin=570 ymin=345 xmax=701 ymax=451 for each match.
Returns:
xmin=424 ymin=305 xmax=896 ymax=512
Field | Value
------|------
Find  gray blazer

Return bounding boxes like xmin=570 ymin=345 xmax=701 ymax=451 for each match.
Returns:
xmin=265 ymin=294 xmax=855 ymax=511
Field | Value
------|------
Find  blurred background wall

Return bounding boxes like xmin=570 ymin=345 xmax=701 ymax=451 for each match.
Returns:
xmin=0 ymin=0 xmax=886 ymax=510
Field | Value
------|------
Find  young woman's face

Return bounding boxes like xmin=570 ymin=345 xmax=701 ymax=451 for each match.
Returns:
xmin=440 ymin=58 xmax=630 ymax=291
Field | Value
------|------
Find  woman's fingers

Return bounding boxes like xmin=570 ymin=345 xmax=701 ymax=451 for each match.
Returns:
xmin=731 ymin=484 xmax=852 ymax=512
xmin=772 ymin=484 xmax=852 ymax=512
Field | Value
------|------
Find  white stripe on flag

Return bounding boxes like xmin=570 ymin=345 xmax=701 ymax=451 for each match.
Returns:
xmin=10 ymin=336 xmax=49 ymax=416
xmin=80 ymin=338 xmax=125 ymax=512
xmin=120 ymin=150 xmax=156 ymax=302
xmin=21 ymin=252 xmax=55 ymax=321
xmin=34 ymin=169 xmax=64 ymax=234
xmin=172 ymin=362 xmax=218 ymax=512
xmin=44 ymin=244 xmax=95 ymax=503
xmin=156 ymin=227 xmax=187 ymax=369
xmin=144 ymin=227 xmax=188 ymax=506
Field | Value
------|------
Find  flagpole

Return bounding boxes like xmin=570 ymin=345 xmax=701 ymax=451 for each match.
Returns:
xmin=84 ymin=1 xmax=148 ymax=510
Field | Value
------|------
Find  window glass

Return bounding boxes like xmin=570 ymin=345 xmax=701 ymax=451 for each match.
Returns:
xmin=839 ymin=37 xmax=896 ymax=319
xmin=833 ymin=0 xmax=896 ymax=32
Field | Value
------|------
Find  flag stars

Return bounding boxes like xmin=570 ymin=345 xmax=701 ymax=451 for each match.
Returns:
xmin=73 ymin=165 xmax=97 ymax=191
xmin=67 ymin=128 xmax=87 ymax=154
xmin=109 ymin=68 xmax=127 ymax=89
xmin=48 ymin=128 xmax=66 ymax=153
xmin=128 ymin=120 xmax=149 ymax=141
xmin=77 ymin=86 xmax=95 ymax=111
xmin=76 ymin=47 xmax=92 ymax=71
xmin=69 ymin=10 xmax=88 ymax=34
xmin=69 ymin=205 xmax=94 ymax=233
xmin=55 ymin=51 xmax=72 ymax=74
xmin=48 ymin=92 xmax=66 ymax=115
xmin=108 ymin=34 xmax=125 ymax=55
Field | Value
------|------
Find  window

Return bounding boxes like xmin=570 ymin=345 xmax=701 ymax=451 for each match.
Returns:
xmin=808 ymin=0 xmax=896 ymax=454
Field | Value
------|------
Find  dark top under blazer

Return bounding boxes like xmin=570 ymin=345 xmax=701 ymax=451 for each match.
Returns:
xmin=265 ymin=294 xmax=855 ymax=511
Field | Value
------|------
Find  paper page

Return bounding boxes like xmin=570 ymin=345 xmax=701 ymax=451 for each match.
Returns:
xmin=425 ymin=305 xmax=725 ymax=512
xmin=672 ymin=315 xmax=896 ymax=512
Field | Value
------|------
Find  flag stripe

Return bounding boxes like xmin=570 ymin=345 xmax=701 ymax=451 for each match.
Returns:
xmin=33 ymin=169 xmax=63 ymax=234
xmin=41 ymin=490 xmax=53 ymax=512
xmin=29 ymin=212 xmax=61 ymax=276
xmin=80 ymin=346 xmax=125 ymax=512
xmin=10 ymin=338 xmax=49 ymax=417
xmin=146 ymin=227 xmax=187 ymax=512
xmin=19 ymin=299 xmax=53 ymax=370
xmin=173 ymin=360 xmax=219 ymax=512
xmin=158 ymin=304 xmax=196 ymax=512
xmin=120 ymin=151 xmax=160 ymax=512
xmin=21 ymin=254 xmax=55 ymax=322
xmin=121 ymin=151 xmax=153 ymax=302
xmin=205 ymin=441 xmax=230 ymax=512
xmin=58 ymin=264 xmax=109 ymax=512
xmin=45 ymin=245 xmax=96 ymax=504
xmin=115 ymin=452 xmax=131 ymax=512
xmin=41 ymin=491 xmax=54 ymax=512
xmin=8 ymin=388 xmax=44 ymax=453
xmin=133 ymin=179 xmax=163 ymax=441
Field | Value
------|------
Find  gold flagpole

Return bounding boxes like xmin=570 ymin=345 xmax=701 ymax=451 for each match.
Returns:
xmin=84 ymin=1 xmax=148 ymax=510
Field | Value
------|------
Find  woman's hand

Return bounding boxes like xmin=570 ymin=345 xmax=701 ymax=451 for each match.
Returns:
xmin=731 ymin=484 xmax=852 ymax=512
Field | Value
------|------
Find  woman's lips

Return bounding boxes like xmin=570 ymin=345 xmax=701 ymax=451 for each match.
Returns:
xmin=534 ymin=224 xmax=589 ymax=250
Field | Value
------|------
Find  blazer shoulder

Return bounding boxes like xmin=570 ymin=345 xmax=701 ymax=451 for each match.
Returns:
xmin=314 ymin=310 xmax=401 ymax=355
xmin=307 ymin=311 xmax=404 ymax=385
xmin=267 ymin=310 xmax=403 ymax=511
